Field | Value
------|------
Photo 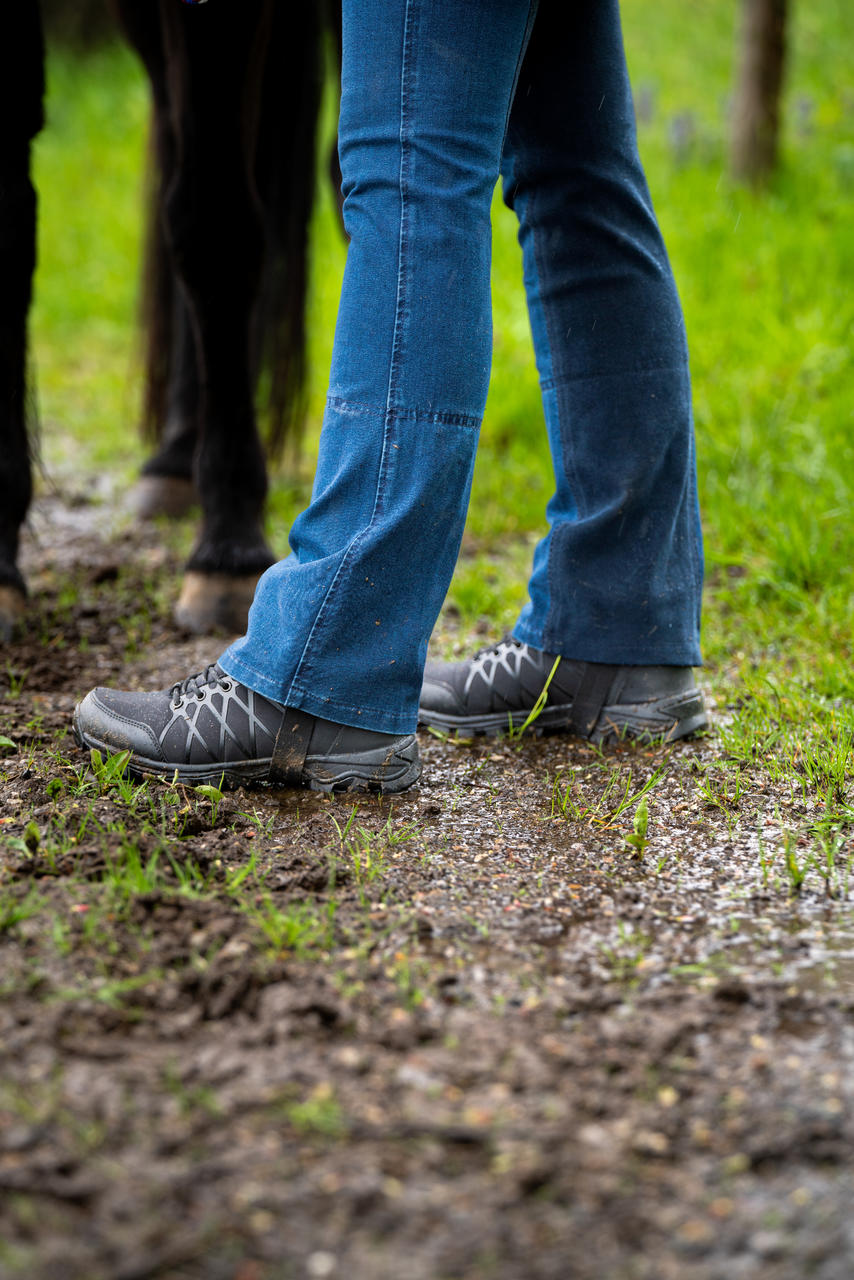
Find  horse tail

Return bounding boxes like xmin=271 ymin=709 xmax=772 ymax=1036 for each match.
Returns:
xmin=138 ymin=112 xmax=174 ymax=444
xmin=135 ymin=3 xmax=331 ymax=458
xmin=249 ymin=2 xmax=327 ymax=461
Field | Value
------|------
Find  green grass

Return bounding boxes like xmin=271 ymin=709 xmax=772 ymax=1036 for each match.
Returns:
xmin=28 ymin=5 xmax=854 ymax=814
xmin=32 ymin=40 xmax=150 ymax=479
xmin=0 ymin=742 xmax=413 ymax=998
xmin=622 ymin=0 xmax=854 ymax=743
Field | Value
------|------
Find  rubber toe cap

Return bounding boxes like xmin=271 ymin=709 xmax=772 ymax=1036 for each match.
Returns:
xmin=74 ymin=688 xmax=166 ymax=760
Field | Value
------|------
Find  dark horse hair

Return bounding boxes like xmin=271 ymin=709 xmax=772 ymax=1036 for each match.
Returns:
xmin=0 ymin=7 xmax=44 ymax=602
xmin=2 ymin=1 xmax=343 ymax=639
xmin=138 ymin=1 xmax=330 ymax=461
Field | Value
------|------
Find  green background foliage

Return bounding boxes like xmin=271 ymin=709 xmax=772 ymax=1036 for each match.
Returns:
xmin=29 ymin=1 xmax=854 ymax=754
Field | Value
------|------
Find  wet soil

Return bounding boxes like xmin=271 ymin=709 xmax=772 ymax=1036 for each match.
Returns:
xmin=1 ymin=488 xmax=853 ymax=1280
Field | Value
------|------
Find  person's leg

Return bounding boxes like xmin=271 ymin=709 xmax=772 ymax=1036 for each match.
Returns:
xmin=505 ymin=0 xmax=702 ymax=664
xmin=220 ymin=0 xmax=538 ymax=734
xmin=419 ymin=0 xmax=707 ymax=742
xmin=74 ymin=0 xmax=539 ymax=789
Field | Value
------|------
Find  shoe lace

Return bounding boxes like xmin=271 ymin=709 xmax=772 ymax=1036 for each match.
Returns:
xmin=471 ymin=634 xmax=519 ymax=662
xmin=169 ymin=663 xmax=227 ymax=707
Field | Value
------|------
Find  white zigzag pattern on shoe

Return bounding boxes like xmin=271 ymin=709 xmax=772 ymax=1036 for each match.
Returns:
xmin=463 ymin=640 xmax=534 ymax=698
xmin=159 ymin=680 xmax=271 ymax=764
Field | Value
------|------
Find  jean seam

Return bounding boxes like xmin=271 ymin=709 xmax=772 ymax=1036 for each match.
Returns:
xmin=504 ymin=135 xmax=558 ymax=651
xmin=523 ymin=151 xmax=586 ymax=643
xmin=387 ymin=0 xmax=415 ymax=416
xmin=283 ymin=0 xmax=417 ymax=710
xmin=523 ymin=177 xmax=587 ymax=643
xmin=499 ymin=0 xmax=539 ymax=156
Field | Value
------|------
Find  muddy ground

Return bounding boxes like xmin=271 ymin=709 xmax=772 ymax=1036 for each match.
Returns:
xmin=1 ymin=487 xmax=853 ymax=1280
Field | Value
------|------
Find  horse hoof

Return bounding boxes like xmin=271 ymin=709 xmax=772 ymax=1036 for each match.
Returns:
xmin=0 ymin=585 xmax=26 ymax=643
xmin=132 ymin=475 xmax=198 ymax=521
xmin=174 ymin=571 xmax=259 ymax=635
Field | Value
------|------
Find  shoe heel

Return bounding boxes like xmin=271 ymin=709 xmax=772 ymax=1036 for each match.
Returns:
xmin=590 ymin=690 xmax=708 ymax=745
xmin=304 ymin=736 xmax=421 ymax=795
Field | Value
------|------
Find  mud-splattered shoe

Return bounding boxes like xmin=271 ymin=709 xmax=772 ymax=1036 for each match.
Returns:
xmin=419 ymin=638 xmax=707 ymax=744
xmin=73 ymin=664 xmax=420 ymax=794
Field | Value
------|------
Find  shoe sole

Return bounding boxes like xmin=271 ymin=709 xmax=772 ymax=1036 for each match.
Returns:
xmin=418 ymin=688 xmax=708 ymax=744
xmin=73 ymin=719 xmax=421 ymax=796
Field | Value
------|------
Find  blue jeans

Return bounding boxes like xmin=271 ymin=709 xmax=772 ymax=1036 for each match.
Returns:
xmin=221 ymin=0 xmax=703 ymax=735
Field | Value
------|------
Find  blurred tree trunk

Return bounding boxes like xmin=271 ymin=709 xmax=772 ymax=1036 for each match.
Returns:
xmin=731 ymin=0 xmax=789 ymax=185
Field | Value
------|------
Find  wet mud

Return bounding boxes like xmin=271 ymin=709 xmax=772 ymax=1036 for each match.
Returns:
xmin=1 ymin=490 xmax=853 ymax=1279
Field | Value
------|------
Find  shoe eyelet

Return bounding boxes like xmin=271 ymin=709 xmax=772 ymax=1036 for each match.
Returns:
xmin=220 ymin=679 xmax=232 ymax=691
xmin=171 ymin=698 xmax=183 ymax=711
xmin=196 ymin=690 xmax=205 ymax=701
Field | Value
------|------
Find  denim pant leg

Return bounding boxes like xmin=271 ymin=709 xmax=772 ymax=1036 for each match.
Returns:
xmin=221 ymin=0 xmax=538 ymax=734
xmin=503 ymin=0 xmax=704 ymax=666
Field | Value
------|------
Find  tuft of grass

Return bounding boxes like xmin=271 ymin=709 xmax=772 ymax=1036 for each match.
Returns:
xmin=194 ymin=782 xmax=226 ymax=827
xmin=279 ymin=1085 xmax=345 ymax=1139
xmin=782 ymin=831 xmax=812 ymax=896
xmin=623 ymin=794 xmax=651 ymax=858
xmin=552 ymin=763 xmax=666 ymax=832
xmin=244 ymin=894 xmax=334 ymax=958
xmin=0 ymin=888 xmax=45 ymax=936
xmin=507 ymin=656 xmax=561 ymax=741
xmin=330 ymin=807 xmax=418 ymax=906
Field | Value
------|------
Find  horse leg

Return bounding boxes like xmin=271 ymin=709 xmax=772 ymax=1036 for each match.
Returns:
xmin=134 ymin=291 xmax=200 ymax=518
xmin=0 ymin=139 xmax=35 ymax=640
xmin=0 ymin=10 xmax=44 ymax=641
xmin=112 ymin=0 xmax=200 ymax=520
xmin=160 ymin=0 xmax=275 ymax=633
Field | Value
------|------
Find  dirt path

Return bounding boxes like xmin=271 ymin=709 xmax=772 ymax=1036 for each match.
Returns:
xmin=1 ymin=489 xmax=853 ymax=1280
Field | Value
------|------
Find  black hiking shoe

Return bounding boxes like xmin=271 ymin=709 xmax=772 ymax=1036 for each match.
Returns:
xmin=419 ymin=638 xmax=707 ymax=744
xmin=73 ymin=664 xmax=420 ymax=794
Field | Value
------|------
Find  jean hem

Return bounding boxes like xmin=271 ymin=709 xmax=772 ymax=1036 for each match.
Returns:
xmin=286 ymin=682 xmax=418 ymax=736
xmin=512 ymin=621 xmax=702 ymax=668
xmin=217 ymin=649 xmax=290 ymax=705
xmin=217 ymin=652 xmax=419 ymax=736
